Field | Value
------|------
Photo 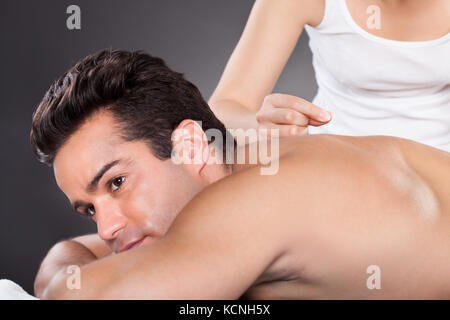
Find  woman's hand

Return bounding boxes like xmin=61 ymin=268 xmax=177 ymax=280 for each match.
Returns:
xmin=256 ymin=93 xmax=332 ymax=137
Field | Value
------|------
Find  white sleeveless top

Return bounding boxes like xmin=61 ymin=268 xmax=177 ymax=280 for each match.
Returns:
xmin=304 ymin=0 xmax=450 ymax=152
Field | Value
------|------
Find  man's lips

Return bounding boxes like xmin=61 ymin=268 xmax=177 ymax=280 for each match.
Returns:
xmin=119 ymin=237 xmax=147 ymax=253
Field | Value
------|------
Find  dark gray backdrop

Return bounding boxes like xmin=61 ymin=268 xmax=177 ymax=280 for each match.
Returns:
xmin=0 ymin=0 xmax=317 ymax=295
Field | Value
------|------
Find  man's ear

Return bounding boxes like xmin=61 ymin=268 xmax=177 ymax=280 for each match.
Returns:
xmin=171 ymin=119 xmax=210 ymax=174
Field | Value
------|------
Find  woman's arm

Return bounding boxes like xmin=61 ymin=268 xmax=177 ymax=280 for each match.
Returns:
xmin=209 ymin=0 xmax=327 ymax=135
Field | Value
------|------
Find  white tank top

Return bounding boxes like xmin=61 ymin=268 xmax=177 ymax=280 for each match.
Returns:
xmin=304 ymin=0 xmax=450 ymax=152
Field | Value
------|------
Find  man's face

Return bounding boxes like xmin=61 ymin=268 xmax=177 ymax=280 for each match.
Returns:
xmin=53 ymin=111 xmax=204 ymax=253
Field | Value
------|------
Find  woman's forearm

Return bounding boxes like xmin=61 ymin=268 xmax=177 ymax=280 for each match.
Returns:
xmin=208 ymin=98 xmax=259 ymax=131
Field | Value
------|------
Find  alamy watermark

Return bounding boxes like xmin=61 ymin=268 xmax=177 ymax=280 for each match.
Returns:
xmin=66 ymin=5 xmax=81 ymax=30
xmin=66 ymin=265 xmax=81 ymax=290
xmin=366 ymin=5 xmax=381 ymax=30
xmin=366 ymin=264 xmax=381 ymax=290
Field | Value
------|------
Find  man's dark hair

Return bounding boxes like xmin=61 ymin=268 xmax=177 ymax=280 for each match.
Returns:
xmin=30 ymin=49 xmax=234 ymax=166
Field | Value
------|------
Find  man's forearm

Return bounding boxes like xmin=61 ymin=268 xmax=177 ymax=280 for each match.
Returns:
xmin=71 ymin=234 xmax=113 ymax=259
xmin=34 ymin=240 xmax=98 ymax=298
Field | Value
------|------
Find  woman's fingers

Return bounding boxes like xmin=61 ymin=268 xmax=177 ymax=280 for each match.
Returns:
xmin=308 ymin=113 xmax=333 ymax=127
xmin=255 ymin=93 xmax=333 ymax=137
xmin=256 ymin=107 xmax=309 ymax=126
xmin=265 ymin=93 xmax=332 ymax=124
xmin=257 ymin=107 xmax=332 ymax=127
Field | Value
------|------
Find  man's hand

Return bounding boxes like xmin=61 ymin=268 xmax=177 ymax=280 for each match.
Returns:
xmin=34 ymin=234 xmax=112 ymax=298
xmin=256 ymin=93 xmax=332 ymax=137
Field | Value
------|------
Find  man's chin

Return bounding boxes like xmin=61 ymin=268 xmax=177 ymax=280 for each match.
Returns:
xmin=139 ymin=235 xmax=155 ymax=249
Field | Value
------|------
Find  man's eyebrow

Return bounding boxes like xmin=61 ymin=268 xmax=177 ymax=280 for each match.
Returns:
xmin=86 ymin=159 xmax=121 ymax=193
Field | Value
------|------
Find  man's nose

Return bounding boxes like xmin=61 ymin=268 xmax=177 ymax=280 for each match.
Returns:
xmin=95 ymin=201 xmax=127 ymax=241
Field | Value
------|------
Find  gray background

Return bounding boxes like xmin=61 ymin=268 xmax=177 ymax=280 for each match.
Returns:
xmin=0 ymin=0 xmax=317 ymax=295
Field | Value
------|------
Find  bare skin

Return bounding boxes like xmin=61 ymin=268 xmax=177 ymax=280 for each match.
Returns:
xmin=208 ymin=0 xmax=450 ymax=138
xmin=33 ymin=0 xmax=450 ymax=299
xmin=37 ymin=111 xmax=450 ymax=299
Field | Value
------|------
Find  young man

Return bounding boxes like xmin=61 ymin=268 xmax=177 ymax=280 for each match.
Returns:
xmin=31 ymin=49 xmax=450 ymax=299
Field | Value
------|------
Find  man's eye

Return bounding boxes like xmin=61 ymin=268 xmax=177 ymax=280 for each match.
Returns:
xmin=110 ymin=176 xmax=125 ymax=192
xmin=86 ymin=205 xmax=95 ymax=217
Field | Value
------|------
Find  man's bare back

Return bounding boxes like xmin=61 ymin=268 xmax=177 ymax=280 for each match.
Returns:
xmin=240 ymin=134 xmax=450 ymax=299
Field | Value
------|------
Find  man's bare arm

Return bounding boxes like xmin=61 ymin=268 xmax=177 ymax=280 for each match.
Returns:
xmin=34 ymin=234 xmax=112 ymax=298
xmin=40 ymin=167 xmax=291 ymax=299
xmin=34 ymin=240 xmax=97 ymax=298
xmin=70 ymin=233 xmax=113 ymax=259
